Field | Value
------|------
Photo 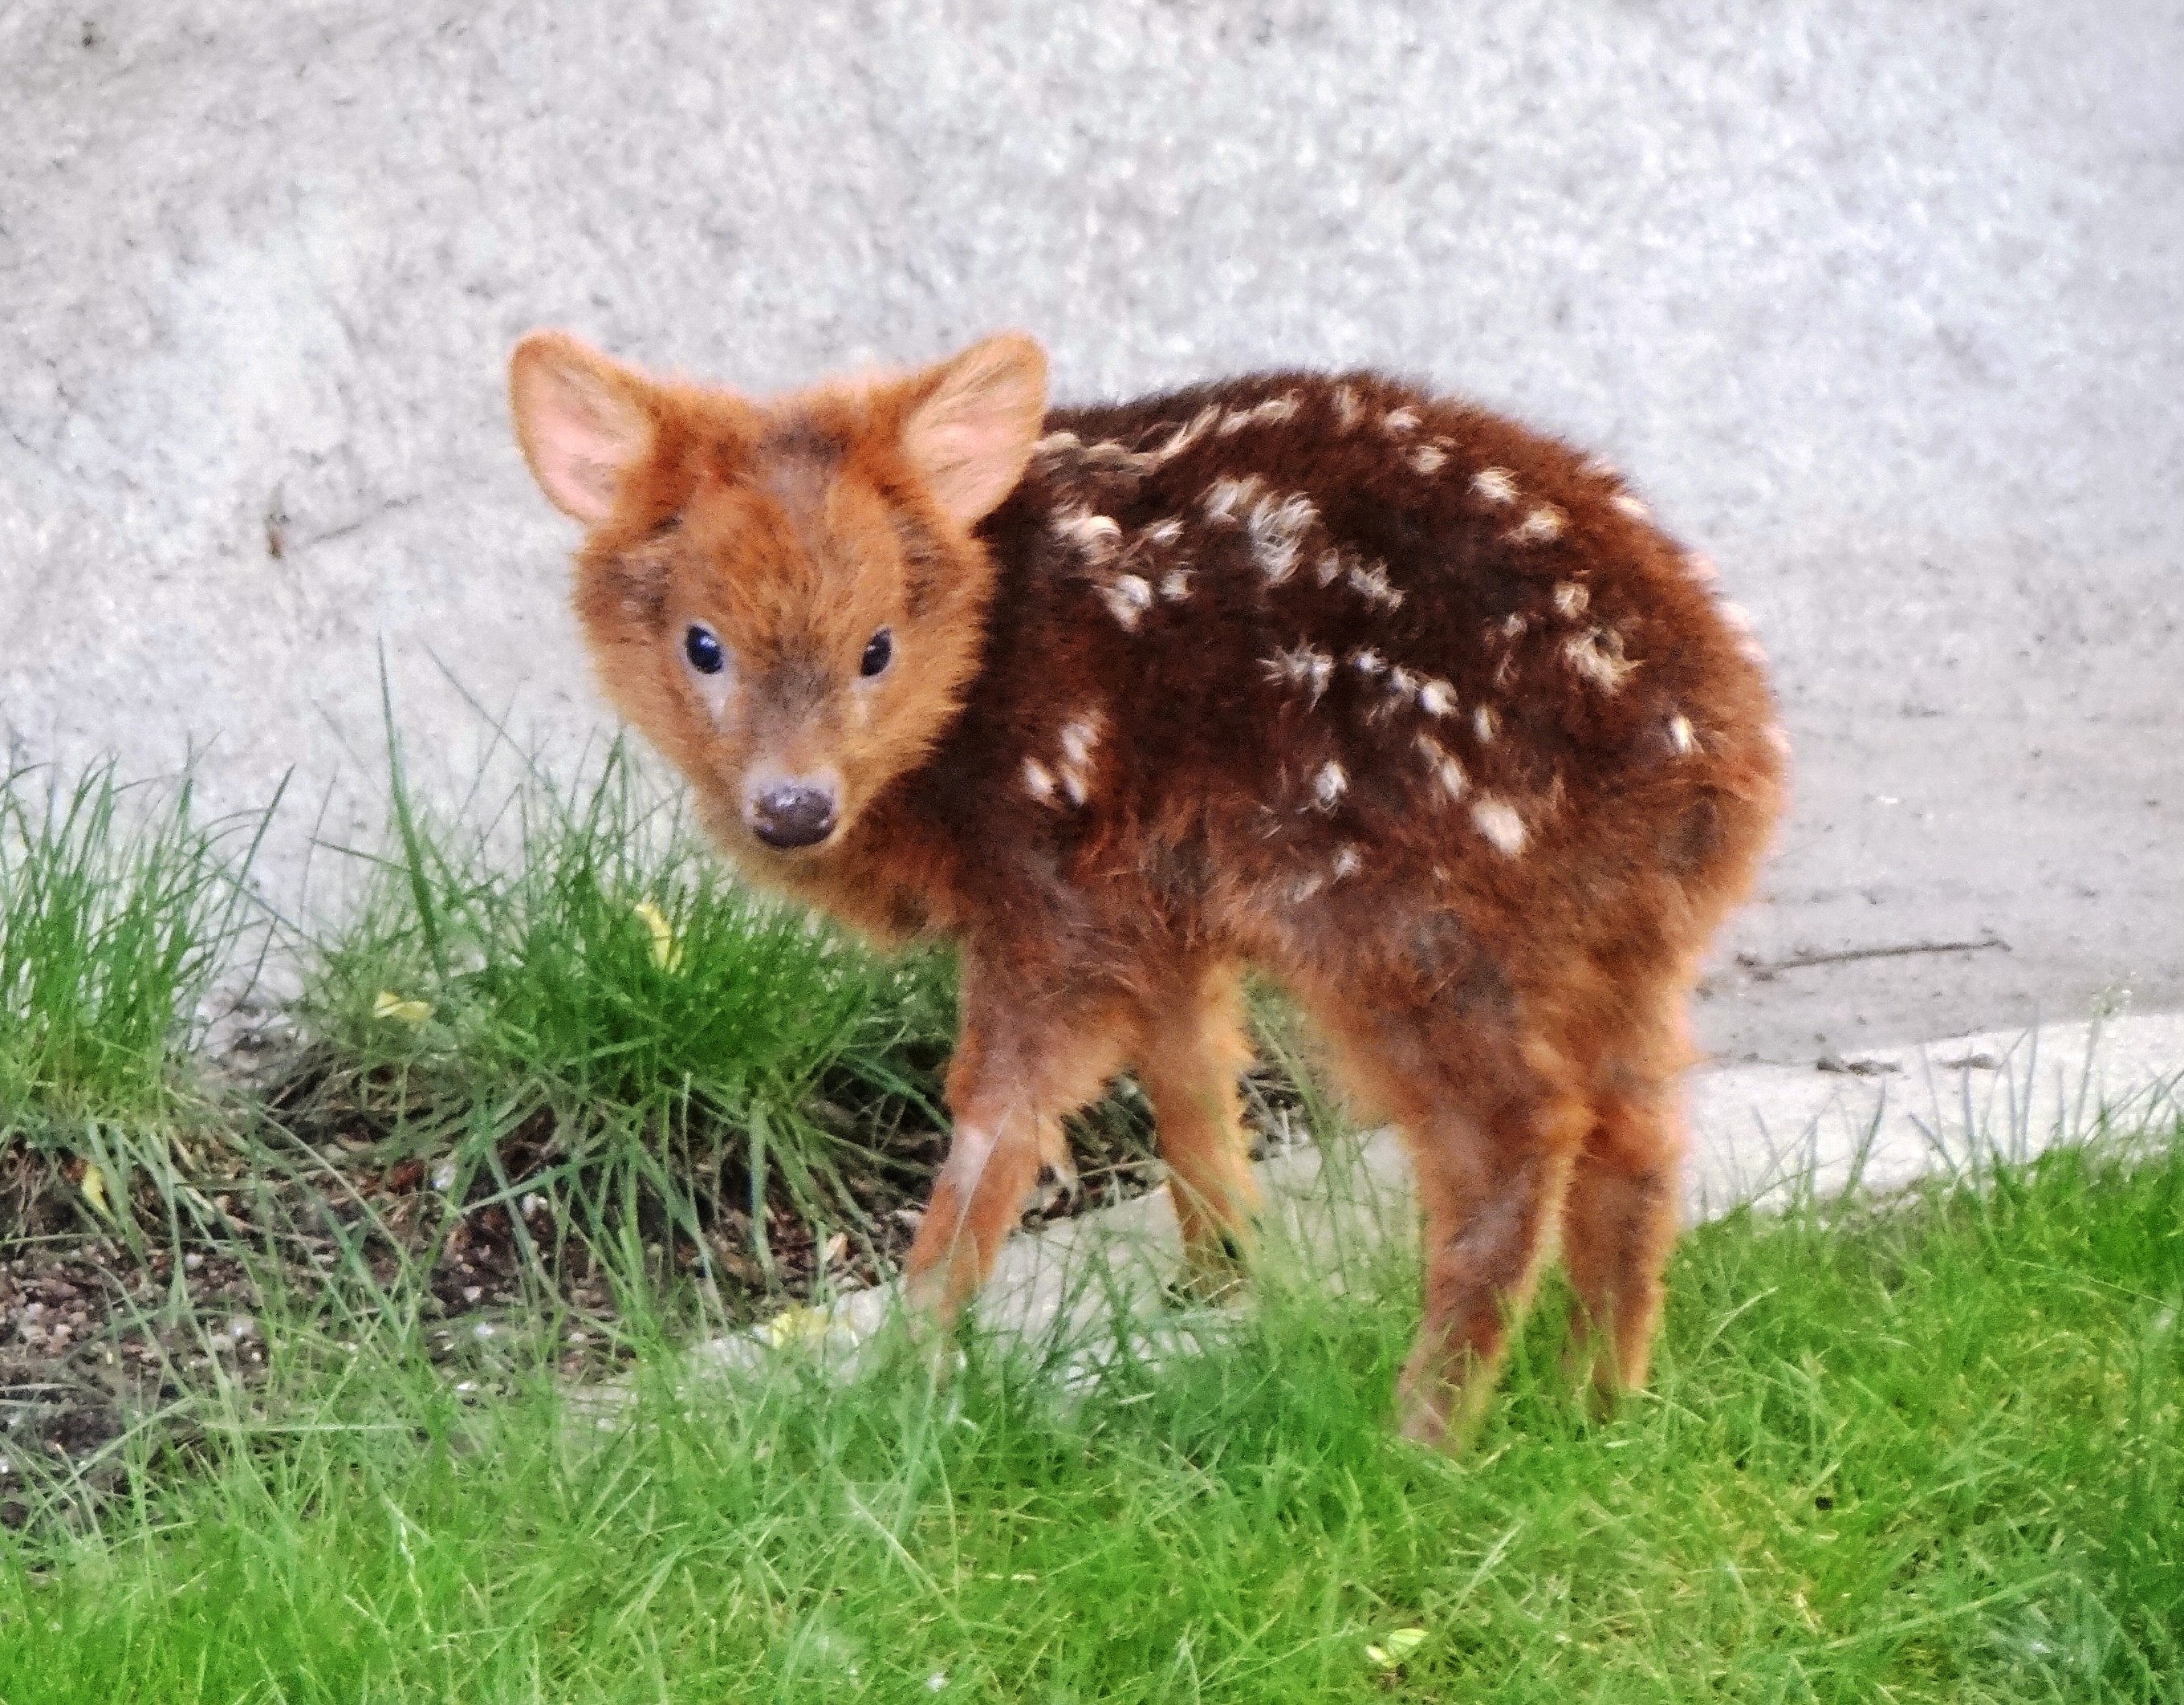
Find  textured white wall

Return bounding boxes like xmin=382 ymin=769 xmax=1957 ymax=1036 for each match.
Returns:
xmin=3 ymin=1 xmax=2180 ymax=1058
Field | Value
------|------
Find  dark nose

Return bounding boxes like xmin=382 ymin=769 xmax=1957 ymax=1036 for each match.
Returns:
xmin=747 ymin=783 xmax=837 ymax=849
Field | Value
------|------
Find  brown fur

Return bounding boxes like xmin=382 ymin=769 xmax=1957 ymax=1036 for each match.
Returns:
xmin=509 ymin=331 xmax=1786 ymax=1444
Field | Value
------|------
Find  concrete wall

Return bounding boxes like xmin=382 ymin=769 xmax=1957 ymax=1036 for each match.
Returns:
xmin=4 ymin=1 xmax=2180 ymax=1061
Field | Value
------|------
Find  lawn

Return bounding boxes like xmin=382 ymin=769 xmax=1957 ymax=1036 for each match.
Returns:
xmin=2 ymin=756 xmax=2179 ymax=1701
xmin=3 ymin=1128 xmax=2179 ymax=1702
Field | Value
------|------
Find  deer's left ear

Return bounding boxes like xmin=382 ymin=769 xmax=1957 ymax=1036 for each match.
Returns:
xmin=900 ymin=332 xmax=1049 ymax=527
xmin=509 ymin=331 xmax=657 ymax=527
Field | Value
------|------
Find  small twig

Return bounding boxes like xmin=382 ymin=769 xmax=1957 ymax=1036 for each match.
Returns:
xmin=287 ymin=494 xmax=422 ymax=554
xmin=1738 ymin=934 xmax=2008 ymax=979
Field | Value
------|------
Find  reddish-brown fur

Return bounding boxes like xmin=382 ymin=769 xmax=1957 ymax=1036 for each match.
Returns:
xmin=508 ymin=331 xmax=1785 ymax=1443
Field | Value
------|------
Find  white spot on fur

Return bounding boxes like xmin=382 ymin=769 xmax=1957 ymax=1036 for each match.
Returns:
xmin=1159 ymin=568 xmax=1194 ymax=601
xmin=1564 ymin=627 xmax=1634 ymax=692
xmin=1346 ymin=559 xmax=1404 ymax=610
xmin=1509 ymin=505 xmax=1567 ymax=545
xmin=1765 ymin=723 xmax=1792 ymax=759
xmin=1102 ymin=574 xmax=1153 ymax=630
xmin=1310 ymin=761 xmax=1348 ymax=811
xmin=1331 ymin=845 xmax=1363 ymax=881
xmin=1409 ymin=444 xmax=1448 ymax=474
xmin=1382 ymin=406 xmax=1421 ymax=435
xmin=1331 ymin=385 xmax=1362 ymax=429
xmin=1289 ymin=872 xmax=1326 ymax=903
xmin=1147 ymin=406 xmax=1222 ymax=466
xmin=1263 ymin=642 xmax=1335 ymax=706
xmin=1612 ymin=492 xmax=1651 ymax=521
xmin=1023 ymin=758 xmax=1057 ymax=803
xmin=1471 ymin=467 xmax=1517 ymax=507
xmin=1315 ymin=550 xmax=1344 ymax=587
xmin=1473 ymin=705 xmax=1498 ymax=743
xmin=1054 ymin=505 xmax=1122 ymax=563
xmin=1034 ymin=431 xmax=1081 ymax=458
xmin=1416 ymin=733 xmax=1466 ymax=800
xmin=1145 ymin=518 xmax=1185 ymax=547
xmin=1247 ymin=491 xmax=1317 ymax=584
xmin=1364 ymin=665 xmax=1418 ymax=726
xmin=1552 ymin=580 xmax=1588 ymax=620
xmin=1501 ymin=612 xmax=1527 ymax=638
xmin=1202 ymin=475 xmax=1264 ymax=525
xmin=1667 ymin=713 xmax=1697 ymax=755
xmin=1082 ymin=440 xmax=1150 ymax=470
xmin=1348 ymin=646 xmax=1386 ymax=677
xmin=1215 ymin=394 xmax=1300 ymax=436
xmin=1059 ymin=714 xmax=1103 ymax=769
xmin=1417 ymin=678 xmax=1456 ymax=718
xmin=1471 ymin=796 xmax=1527 ymax=857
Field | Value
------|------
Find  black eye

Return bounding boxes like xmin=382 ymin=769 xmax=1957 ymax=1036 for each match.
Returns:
xmin=684 ymin=625 xmax=725 ymax=675
xmin=860 ymin=628 xmax=893 ymax=678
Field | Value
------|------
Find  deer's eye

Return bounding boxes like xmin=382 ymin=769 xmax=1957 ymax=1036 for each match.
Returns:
xmin=860 ymin=629 xmax=893 ymax=678
xmin=684 ymin=625 xmax=726 ymax=675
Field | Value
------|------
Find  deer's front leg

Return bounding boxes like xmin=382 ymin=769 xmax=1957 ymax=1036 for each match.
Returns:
xmin=902 ymin=964 xmax=1133 ymax=1320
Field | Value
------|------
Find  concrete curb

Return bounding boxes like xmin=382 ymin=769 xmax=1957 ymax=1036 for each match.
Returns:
xmin=679 ymin=1011 xmax=2183 ymax=1388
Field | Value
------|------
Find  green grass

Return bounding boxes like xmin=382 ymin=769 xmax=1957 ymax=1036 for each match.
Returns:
xmin=5 ymin=745 xmax=2178 ymax=1696
xmin=0 ymin=761 xmax=268 ymax=1221
xmin=288 ymin=730 xmax=957 ymax=1291
xmin=6 ymin=1127 xmax=2178 ymax=1702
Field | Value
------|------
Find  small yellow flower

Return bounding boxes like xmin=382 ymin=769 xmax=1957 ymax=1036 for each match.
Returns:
xmin=632 ymin=898 xmax=684 ymax=972
xmin=372 ymin=991 xmax=433 ymax=1023
xmin=1365 ymin=1628 xmax=1428 ymax=1669
xmin=759 ymin=1305 xmax=835 ymax=1349
xmin=80 ymin=1162 xmax=110 ymax=1217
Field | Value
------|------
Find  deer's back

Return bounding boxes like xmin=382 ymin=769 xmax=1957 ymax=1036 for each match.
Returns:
xmin=897 ymin=371 xmax=1783 ymax=994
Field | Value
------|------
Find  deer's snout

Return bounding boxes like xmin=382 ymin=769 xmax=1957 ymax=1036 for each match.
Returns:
xmin=746 ymin=778 xmax=838 ymax=849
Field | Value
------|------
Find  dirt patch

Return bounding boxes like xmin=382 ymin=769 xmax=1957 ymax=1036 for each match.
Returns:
xmin=1 ymin=1054 xmax=1316 ymax=1527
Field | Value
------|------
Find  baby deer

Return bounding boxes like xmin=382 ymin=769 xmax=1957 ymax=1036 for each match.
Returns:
xmin=509 ymin=329 xmax=1784 ymax=1443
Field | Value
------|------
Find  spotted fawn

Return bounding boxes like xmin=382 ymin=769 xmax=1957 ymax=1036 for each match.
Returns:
xmin=508 ymin=329 xmax=1785 ymax=1443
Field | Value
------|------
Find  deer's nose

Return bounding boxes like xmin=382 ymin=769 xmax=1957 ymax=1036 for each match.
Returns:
xmin=746 ymin=781 xmax=837 ymax=849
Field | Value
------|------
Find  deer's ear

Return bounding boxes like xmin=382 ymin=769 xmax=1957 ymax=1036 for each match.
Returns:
xmin=509 ymin=331 xmax=656 ymax=527
xmin=900 ymin=333 xmax=1049 ymax=527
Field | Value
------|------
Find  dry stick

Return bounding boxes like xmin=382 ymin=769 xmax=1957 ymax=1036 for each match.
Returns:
xmin=1737 ymin=934 xmax=2009 ymax=979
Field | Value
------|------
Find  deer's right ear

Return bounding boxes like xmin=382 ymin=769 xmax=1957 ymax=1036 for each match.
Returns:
xmin=509 ymin=332 xmax=655 ymax=527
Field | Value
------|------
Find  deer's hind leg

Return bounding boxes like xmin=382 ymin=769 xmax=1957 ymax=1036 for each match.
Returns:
xmin=1312 ymin=994 xmax=1590 ymax=1447
xmin=1559 ymin=999 xmax=1694 ymax=1407
xmin=1133 ymin=959 xmax=1262 ymax=1296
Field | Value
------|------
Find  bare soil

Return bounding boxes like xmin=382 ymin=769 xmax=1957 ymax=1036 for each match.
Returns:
xmin=1 ymin=1054 xmax=1314 ymax=1528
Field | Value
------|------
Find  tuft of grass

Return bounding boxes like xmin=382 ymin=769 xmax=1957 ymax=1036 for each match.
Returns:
xmin=286 ymin=732 xmax=957 ymax=1307
xmin=0 ymin=762 xmax=267 ymax=1227
xmin=4 ymin=1124 xmax=2178 ymax=1702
